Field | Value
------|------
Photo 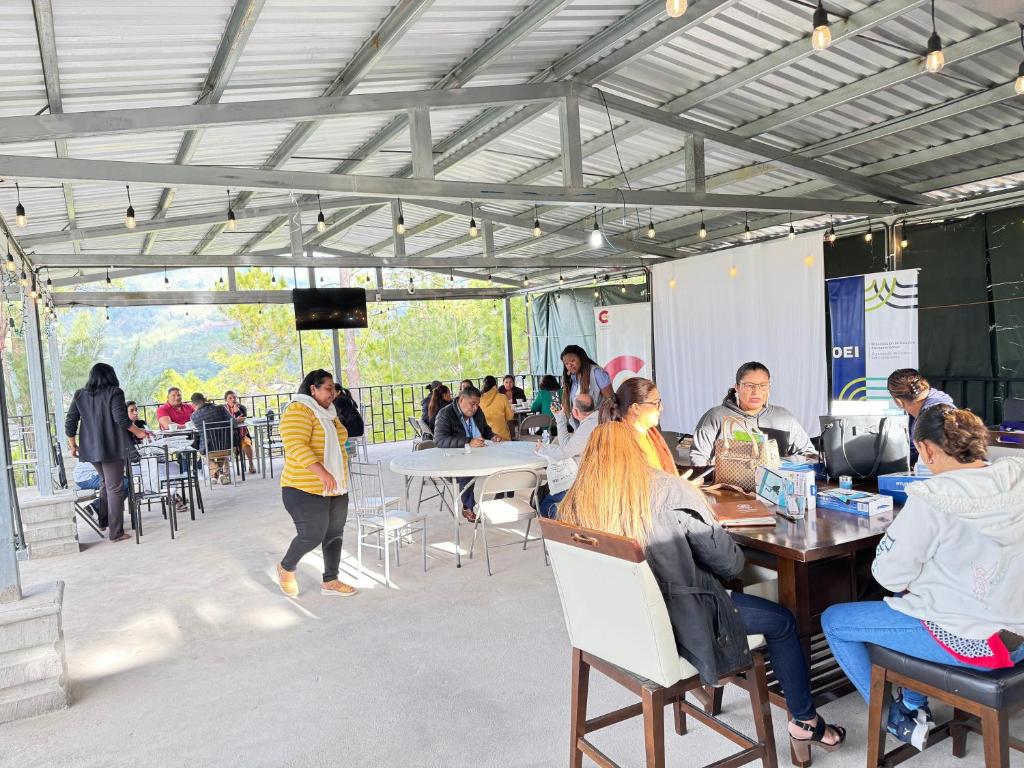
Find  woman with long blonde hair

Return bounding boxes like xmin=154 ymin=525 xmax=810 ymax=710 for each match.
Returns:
xmin=561 ymin=422 xmax=845 ymax=762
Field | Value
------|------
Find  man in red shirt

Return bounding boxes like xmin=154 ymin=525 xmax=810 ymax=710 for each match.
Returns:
xmin=156 ymin=387 xmax=195 ymax=430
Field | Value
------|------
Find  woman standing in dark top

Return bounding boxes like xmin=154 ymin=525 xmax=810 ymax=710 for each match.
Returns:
xmin=65 ymin=363 xmax=148 ymax=542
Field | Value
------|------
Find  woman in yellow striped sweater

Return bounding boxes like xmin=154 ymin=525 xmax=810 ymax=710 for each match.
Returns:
xmin=276 ymin=369 xmax=357 ymax=598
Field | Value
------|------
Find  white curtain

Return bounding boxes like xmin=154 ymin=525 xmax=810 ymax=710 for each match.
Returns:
xmin=652 ymin=233 xmax=827 ymax=436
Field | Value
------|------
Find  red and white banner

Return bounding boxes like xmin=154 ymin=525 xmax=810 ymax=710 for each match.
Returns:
xmin=594 ymin=303 xmax=652 ymax=389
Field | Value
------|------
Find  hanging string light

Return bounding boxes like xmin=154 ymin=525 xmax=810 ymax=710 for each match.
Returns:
xmin=105 ymin=268 xmax=111 ymax=286
xmin=743 ymin=212 xmax=752 ymax=241
xmin=864 ymin=219 xmax=873 ymax=243
xmin=19 ymin=269 xmax=28 ymax=288
xmin=407 ymin=276 xmax=415 ymax=295
xmin=533 ymin=206 xmax=541 ymax=238
xmin=28 ymin=273 xmax=38 ymax=300
xmin=468 ymin=203 xmax=478 ymax=238
xmin=5 ymin=239 xmax=15 ymax=272
xmin=665 ymin=0 xmax=687 ymax=19
xmin=226 ymin=189 xmax=237 ymax=231
xmin=826 ymin=217 xmax=837 ymax=244
xmin=698 ymin=209 xmax=707 ymax=239
xmin=124 ymin=185 xmax=136 ymax=229
xmin=104 ymin=306 xmax=109 ymax=322
xmin=394 ymin=198 xmax=404 ymax=236
xmin=811 ymin=1 xmax=831 ymax=52
xmin=15 ymin=182 xmax=26 ymax=227
xmin=788 ymin=213 xmax=796 ymax=240
xmin=164 ymin=267 xmax=170 ymax=287
xmin=646 ymin=211 xmax=656 ymax=239
xmin=925 ymin=0 xmax=944 ymax=73
xmin=1015 ymin=24 xmax=1024 ymax=96
xmin=589 ymin=208 xmax=602 ymax=248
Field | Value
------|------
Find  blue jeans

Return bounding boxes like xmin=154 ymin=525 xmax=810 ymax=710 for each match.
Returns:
xmin=76 ymin=475 xmax=130 ymax=494
xmin=539 ymin=489 xmax=565 ymax=519
xmin=822 ymin=600 xmax=1024 ymax=710
xmin=731 ymin=592 xmax=816 ymax=721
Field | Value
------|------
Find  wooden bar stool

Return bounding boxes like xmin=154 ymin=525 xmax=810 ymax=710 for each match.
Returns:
xmin=866 ymin=644 xmax=1024 ymax=767
xmin=540 ymin=518 xmax=778 ymax=768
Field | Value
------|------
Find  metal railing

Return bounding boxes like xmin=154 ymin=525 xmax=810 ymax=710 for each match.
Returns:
xmin=9 ymin=375 xmax=539 ymax=482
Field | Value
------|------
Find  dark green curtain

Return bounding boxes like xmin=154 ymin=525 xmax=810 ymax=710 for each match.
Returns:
xmin=530 ymin=285 xmax=647 ymax=376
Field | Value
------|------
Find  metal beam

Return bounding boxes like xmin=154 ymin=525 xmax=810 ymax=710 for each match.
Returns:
xmin=31 ymin=0 xmax=82 ymax=258
xmin=22 ymin=293 xmax=54 ymax=494
xmin=407 ymin=106 xmax=434 ymax=180
xmin=577 ymin=87 xmax=927 ymax=204
xmin=19 ymin=196 xmax=381 ymax=247
xmin=0 ymin=82 xmax=571 ymax=145
xmin=142 ymin=0 xmax=266 ymax=255
xmin=559 ymin=94 xmax=583 ymax=188
xmin=191 ymin=0 xmax=436 ymax=255
xmin=0 ymin=153 xmax=912 ymax=214
xmin=52 ymin=288 xmax=509 ymax=307
xmin=0 ymin=339 xmax=21 ymax=601
xmin=33 ymin=251 xmax=644 ymax=270
xmin=684 ymin=135 xmax=705 ymax=194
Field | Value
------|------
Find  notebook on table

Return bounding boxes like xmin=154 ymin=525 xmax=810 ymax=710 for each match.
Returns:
xmin=712 ymin=497 xmax=778 ymax=528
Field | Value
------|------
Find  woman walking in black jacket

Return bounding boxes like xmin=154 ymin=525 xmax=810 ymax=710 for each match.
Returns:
xmin=559 ymin=422 xmax=845 ymax=764
xmin=65 ymin=363 xmax=148 ymax=541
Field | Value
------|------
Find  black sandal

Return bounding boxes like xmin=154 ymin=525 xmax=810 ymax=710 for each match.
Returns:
xmin=790 ymin=716 xmax=846 ymax=767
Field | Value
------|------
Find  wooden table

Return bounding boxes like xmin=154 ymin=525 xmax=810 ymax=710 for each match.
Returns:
xmin=710 ymin=488 xmax=896 ymax=708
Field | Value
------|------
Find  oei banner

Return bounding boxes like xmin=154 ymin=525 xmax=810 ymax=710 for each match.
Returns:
xmin=594 ymin=302 xmax=652 ymax=389
xmin=827 ymin=269 xmax=919 ymax=402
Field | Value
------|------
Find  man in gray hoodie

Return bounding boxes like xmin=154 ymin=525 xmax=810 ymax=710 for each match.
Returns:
xmin=690 ymin=362 xmax=815 ymax=466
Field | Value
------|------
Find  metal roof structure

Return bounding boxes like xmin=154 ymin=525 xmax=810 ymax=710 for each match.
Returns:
xmin=0 ymin=0 xmax=1022 ymax=306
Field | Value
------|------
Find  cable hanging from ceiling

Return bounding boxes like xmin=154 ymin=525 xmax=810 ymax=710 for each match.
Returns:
xmin=124 ymin=185 xmax=135 ymax=229
xmin=226 ymin=189 xmax=237 ymax=231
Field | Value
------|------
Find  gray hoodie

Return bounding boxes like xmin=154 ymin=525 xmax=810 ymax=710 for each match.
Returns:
xmin=690 ymin=396 xmax=815 ymax=465
xmin=873 ymin=458 xmax=1024 ymax=638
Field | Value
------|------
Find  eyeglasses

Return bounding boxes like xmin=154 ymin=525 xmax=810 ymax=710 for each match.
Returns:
xmin=640 ymin=398 xmax=663 ymax=409
xmin=738 ymin=382 xmax=771 ymax=393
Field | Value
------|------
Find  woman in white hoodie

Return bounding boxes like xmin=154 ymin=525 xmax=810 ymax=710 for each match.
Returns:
xmin=822 ymin=405 xmax=1024 ymax=750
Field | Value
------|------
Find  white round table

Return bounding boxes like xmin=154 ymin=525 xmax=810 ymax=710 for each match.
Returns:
xmin=390 ymin=441 xmax=547 ymax=567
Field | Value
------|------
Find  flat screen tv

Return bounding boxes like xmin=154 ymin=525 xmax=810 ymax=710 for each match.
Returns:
xmin=292 ymin=288 xmax=368 ymax=330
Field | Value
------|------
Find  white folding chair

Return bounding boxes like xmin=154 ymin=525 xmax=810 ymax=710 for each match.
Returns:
xmin=349 ymin=460 xmax=427 ymax=587
xmin=469 ymin=468 xmax=543 ymax=575
xmin=539 ymin=518 xmax=777 ymax=768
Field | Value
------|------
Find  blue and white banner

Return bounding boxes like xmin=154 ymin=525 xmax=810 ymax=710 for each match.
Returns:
xmin=827 ymin=269 xmax=918 ymax=401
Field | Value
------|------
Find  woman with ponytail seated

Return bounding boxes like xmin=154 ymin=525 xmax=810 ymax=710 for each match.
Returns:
xmin=600 ymin=377 xmax=678 ymax=475
xmin=822 ymin=405 xmax=1024 ymax=752
xmin=560 ymin=421 xmax=846 ymax=763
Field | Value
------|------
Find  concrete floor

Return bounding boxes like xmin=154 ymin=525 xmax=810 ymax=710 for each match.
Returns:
xmin=5 ymin=441 xmax=1022 ymax=767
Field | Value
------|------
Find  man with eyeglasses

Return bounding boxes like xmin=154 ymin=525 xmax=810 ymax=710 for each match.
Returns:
xmin=690 ymin=361 xmax=816 ymax=466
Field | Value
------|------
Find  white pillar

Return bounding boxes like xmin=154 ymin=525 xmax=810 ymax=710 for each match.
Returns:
xmin=22 ymin=298 xmax=53 ymax=494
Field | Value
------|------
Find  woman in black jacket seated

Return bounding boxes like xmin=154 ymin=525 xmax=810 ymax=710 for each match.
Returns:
xmin=559 ymin=422 xmax=845 ymax=763
xmin=432 ymin=386 xmax=502 ymax=522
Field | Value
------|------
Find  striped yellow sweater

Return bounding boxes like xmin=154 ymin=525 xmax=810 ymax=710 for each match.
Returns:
xmin=279 ymin=401 xmax=349 ymax=494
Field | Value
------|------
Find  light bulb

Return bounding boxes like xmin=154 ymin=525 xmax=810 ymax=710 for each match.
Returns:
xmin=226 ymin=209 xmax=237 ymax=231
xmin=555 ymin=292 xmax=561 ymax=302
xmin=728 ymin=266 xmax=738 ymax=278
xmin=900 ymin=238 xmax=909 ymax=248
xmin=19 ymin=271 xmax=28 ymax=287
xmin=864 ymin=231 xmax=873 ymax=243
xmin=925 ymin=32 xmax=944 ymax=73
xmin=1016 ymin=62 xmax=1024 ymax=96
xmin=744 ymin=225 xmax=752 ymax=241
xmin=620 ymin=285 xmax=626 ymax=293
xmin=647 ymin=221 xmax=656 ymax=239
xmin=811 ymin=2 xmax=831 ymax=51
xmin=15 ymin=204 xmax=26 ymax=228
xmin=271 ymin=274 xmax=276 ymax=284
xmin=699 ymin=224 xmax=707 ymax=239
xmin=5 ymin=254 xmax=14 ymax=271
xmin=533 ymin=219 xmax=541 ymax=237
xmin=523 ymin=277 xmax=530 ymax=287
xmin=395 ymin=215 xmax=404 ymax=235
xmin=407 ymin=278 xmax=415 ymax=295
xmin=469 ymin=218 xmax=478 ymax=238
xmin=665 ymin=0 xmax=687 ymax=18
xmin=788 ymin=225 xmax=796 ymax=240
xmin=827 ymin=230 xmax=837 ymax=244
xmin=668 ymin=277 xmax=677 ymax=289
xmin=593 ymin=289 xmax=599 ymax=298
xmin=125 ymin=205 xmax=136 ymax=229
xmin=589 ymin=222 xmax=602 ymax=248
xmin=559 ymin=274 xmax=565 ymax=284
xmin=805 ymin=255 xmax=814 ymax=267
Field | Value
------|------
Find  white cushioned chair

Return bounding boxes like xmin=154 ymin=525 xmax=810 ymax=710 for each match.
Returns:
xmin=539 ymin=518 xmax=777 ymax=768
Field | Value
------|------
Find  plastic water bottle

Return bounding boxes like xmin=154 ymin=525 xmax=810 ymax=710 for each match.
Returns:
xmin=541 ymin=430 xmax=551 ymax=446
xmin=464 ymin=441 xmax=472 ymax=455
xmin=777 ymin=480 xmax=788 ymax=511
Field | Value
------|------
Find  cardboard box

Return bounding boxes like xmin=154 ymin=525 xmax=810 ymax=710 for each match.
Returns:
xmin=756 ymin=464 xmax=817 ymax=510
xmin=815 ymin=489 xmax=893 ymax=517
xmin=877 ymin=472 xmax=929 ymax=505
